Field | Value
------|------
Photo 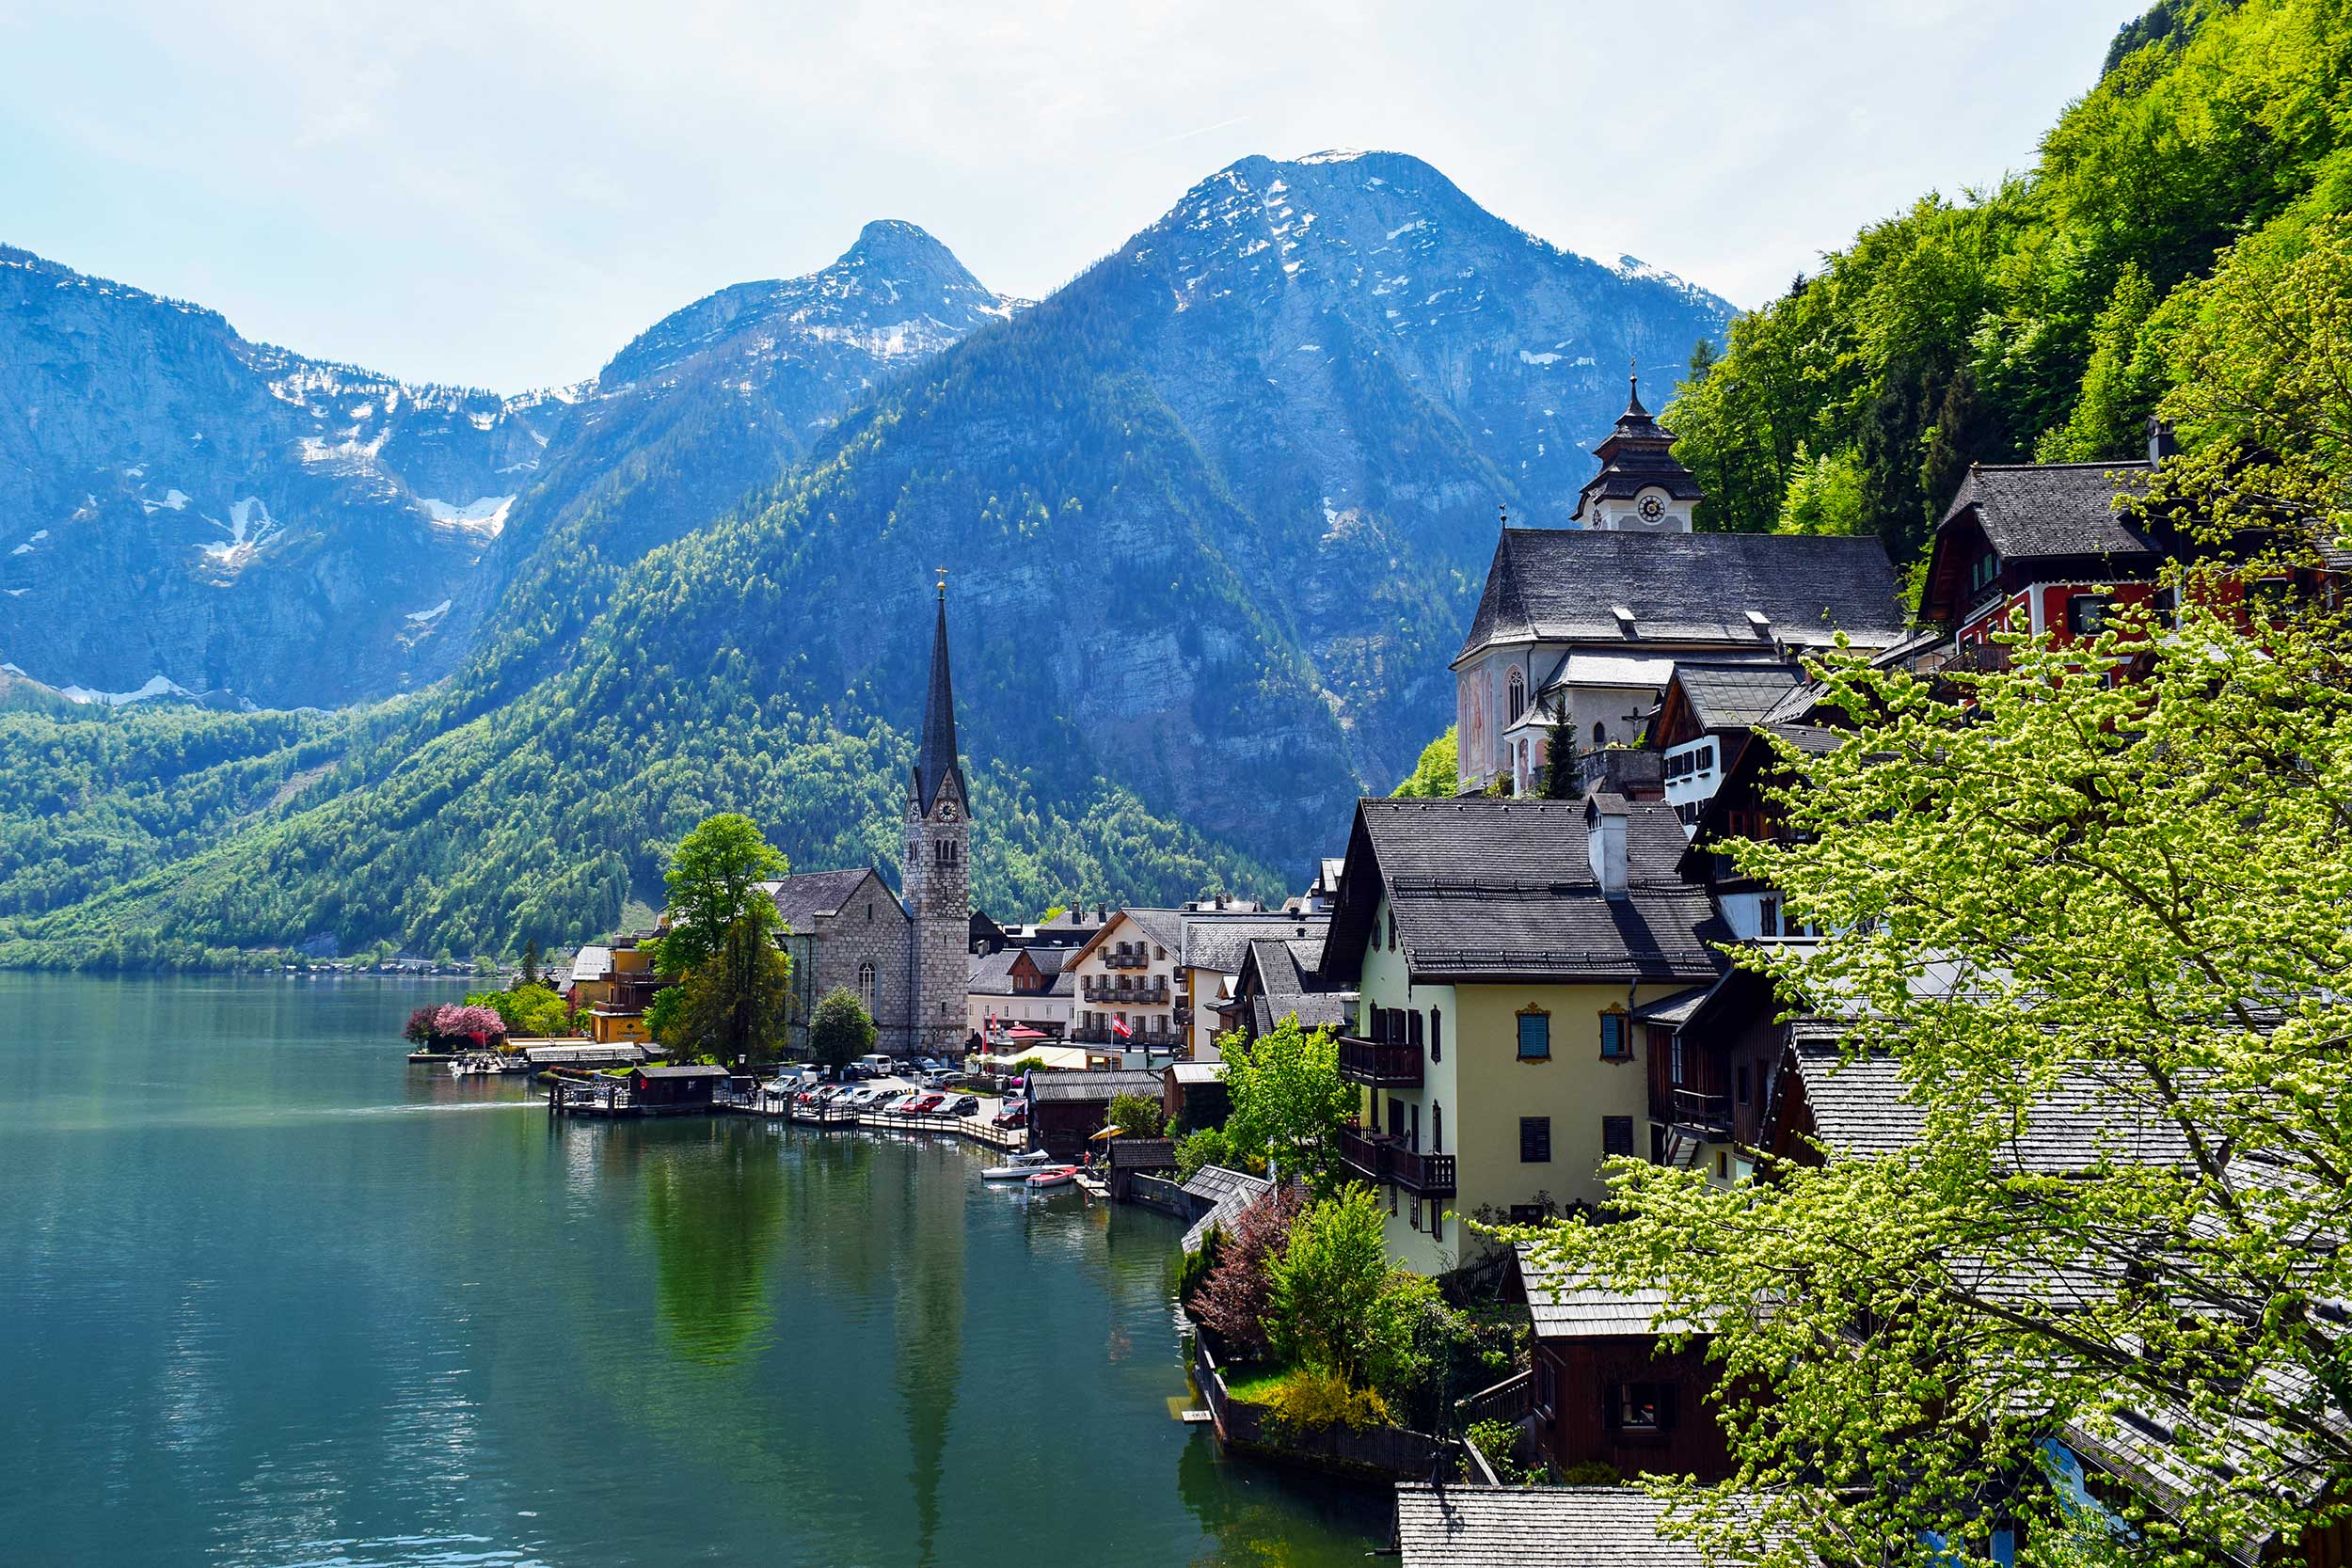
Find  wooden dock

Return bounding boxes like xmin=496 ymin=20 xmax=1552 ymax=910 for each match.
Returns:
xmin=547 ymin=1078 xmax=1027 ymax=1152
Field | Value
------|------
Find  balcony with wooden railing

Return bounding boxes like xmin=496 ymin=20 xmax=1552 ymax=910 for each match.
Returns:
xmin=1647 ymin=1083 xmax=1733 ymax=1135
xmin=1335 ymin=1123 xmax=1456 ymax=1197
xmin=1337 ymin=1035 xmax=1422 ymax=1087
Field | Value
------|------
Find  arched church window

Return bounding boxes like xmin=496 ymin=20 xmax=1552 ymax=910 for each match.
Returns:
xmin=858 ymin=962 xmax=876 ymax=1014
xmin=1592 ymin=721 xmax=1606 ymax=746
xmin=1506 ymin=670 xmax=1526 ymax=723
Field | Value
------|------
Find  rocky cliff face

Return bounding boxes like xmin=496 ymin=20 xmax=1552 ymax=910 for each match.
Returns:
xmin=0 ymin=225 xmax=1020 ymax=707
xmin=0 ymin=245 xmax=572 ymax=706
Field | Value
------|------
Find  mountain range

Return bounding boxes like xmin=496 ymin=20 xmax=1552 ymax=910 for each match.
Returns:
xmin=0 ymin=150 xmax=1733 ymax=961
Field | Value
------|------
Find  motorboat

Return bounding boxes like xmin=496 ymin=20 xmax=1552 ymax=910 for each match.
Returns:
xmin=980 ymin=1150 xmax=1055 ymax=1180
xmin=1025 ymin=1164 xmax=1080 ymax=1190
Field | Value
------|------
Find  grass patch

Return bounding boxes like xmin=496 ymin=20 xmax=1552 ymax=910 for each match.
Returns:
xmin=1219 ymin=1366 xmax=1289 ymax=1404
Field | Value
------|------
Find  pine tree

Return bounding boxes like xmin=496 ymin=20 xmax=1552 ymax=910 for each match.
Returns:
xmin=1539 ymin=700 xmax=1582 ymax=800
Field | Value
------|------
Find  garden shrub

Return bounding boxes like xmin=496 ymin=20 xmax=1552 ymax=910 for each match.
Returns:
xmin=1261 ymin=1368 xmax=1391 ymax=1434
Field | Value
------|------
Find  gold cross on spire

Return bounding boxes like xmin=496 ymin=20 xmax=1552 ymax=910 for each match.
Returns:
xmin=935 ymin=565 xmax=948 ymax=599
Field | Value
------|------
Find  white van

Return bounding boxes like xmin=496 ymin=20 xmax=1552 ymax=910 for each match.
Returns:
xmin=856 ymin=1053 xmax=895 ymax=1076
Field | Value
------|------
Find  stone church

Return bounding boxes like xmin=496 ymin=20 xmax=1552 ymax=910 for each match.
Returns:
xmin=767 ymin=578 xmax=972 ymax=1056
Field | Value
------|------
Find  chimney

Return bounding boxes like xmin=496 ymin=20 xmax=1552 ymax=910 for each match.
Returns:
xmin=2148 ymin=417 xmax=2177 ymax=466
xmin=1585 ymin=794 xmax=1629 ymax=898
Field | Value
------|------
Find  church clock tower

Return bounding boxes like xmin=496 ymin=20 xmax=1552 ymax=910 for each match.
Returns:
xmin=905 ymin=573 xmax=972 ymax=1054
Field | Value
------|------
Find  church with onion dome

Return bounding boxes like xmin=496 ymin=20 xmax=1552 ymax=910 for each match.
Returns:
xmin=1451 ymin=382 xmax=1913 ymax=797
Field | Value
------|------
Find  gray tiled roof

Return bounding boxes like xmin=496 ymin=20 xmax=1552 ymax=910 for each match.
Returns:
xmin=967 ymin=948 xmax=1024 ymax=991
xmin=1120 ymin=908 xmax=1188 ymax=955
xmin=1181 ymin=1164 xmax=1274 ymax=1253
xmin=762 ymin=868 xmax=887 ymax=931
xmin=1789 ymin=1028 xmax=2191 ymax=1171
xmin=1025 ymin=1069 xmax=1166 ymax=1103
xmin=1242 ymin=936 xmax=1352 ymax=1033
xmin=1394 ymin=1485 xmax=1750 ymax=1568
xmin=1182 ymin=914 xmax=1328 ymax=975
xmin=1937 ymin=461 xmax=2158 ymax=562
xmin=1327 ymin=798 xmax=1725 ymax=985
xmin=1517 ymin=1244 xmax=1708 ymax=1338
xmin=1457 ymin=528 xmax=1908 ymax=664
xmin=1672 ymin=661 xmax=1804 ymax=731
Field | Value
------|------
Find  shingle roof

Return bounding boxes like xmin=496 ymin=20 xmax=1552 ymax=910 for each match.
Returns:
xmin=1025 ymin=1069 xmax=1166 ymax=1103
xmin=1672 ymin=662 xmax=1804 ymax=730
xmin=1242 ymin=936 xmax=1352 ymax=1033
xmin=1395 ymin=1485 xmax=1736 ymax=1568
xmin=1517 ymin=1244 xmax=1708 ymax=1338
xmin=1025 ymin=946 xmax=1069 ymax=979
xmin=1937 ymin=461 xmax=2158 ymax=562
xmin=1574 ymin=381 xmax=1707 ymax=515
xmin=967 ymin=949 xmax=1024 ymax=992
xmin=1120 ymin=908 xmax=1187 ymax=954
xmin=762 ymin=868 xmax=886 ymax=930
xmin=1326 ymin=798 xmax=1725 ymax=985
xmin=1168 ymin=1062 xmax=1227 ymax=1085
xmin=1788 ymin=1027 xmax=2192 ymax=1170
xmin=567 ymin=944 xmax=612 ymax=983
xmin=1182 ymin=914 xmax=1328 ymax=976
xmin=635 ymin=1064 xmax=732 ymax=1080
xmin=1457 ymin=529 xmax=1908 ymax=665
xmin=1181 ymin=1164 xmax=1274 ymax=1253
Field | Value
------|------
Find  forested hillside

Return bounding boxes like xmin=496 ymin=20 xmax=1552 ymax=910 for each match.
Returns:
xmin=1666 ymin=0 xmax=2352 ymax=569
xmin=0 ymin=150 xmax=1730 ymax=965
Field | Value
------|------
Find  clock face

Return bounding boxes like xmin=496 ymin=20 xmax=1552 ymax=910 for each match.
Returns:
xmin=940 ymin=804 xmax=958 ymax=822
xmin=1637 ymin=495 xmax=1667 ymax=522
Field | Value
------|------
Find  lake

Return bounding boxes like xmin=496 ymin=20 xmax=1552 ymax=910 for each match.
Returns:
xmin=0 ymin=974 xmax=1387 ymax=1567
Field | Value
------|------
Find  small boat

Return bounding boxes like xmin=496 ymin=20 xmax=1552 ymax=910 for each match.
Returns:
xmin=1025 ymin=1164 xmax=1079 ymax=1190
xmin=980 ymin=1150 xmax=1055 ymax=1180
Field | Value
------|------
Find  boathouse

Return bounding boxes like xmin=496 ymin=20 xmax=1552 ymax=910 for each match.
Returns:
xmin=1027 ymin=1069 xmax=1166 ymax=1162
xmin=627 ymin=1064 xmax=731 ymax=1112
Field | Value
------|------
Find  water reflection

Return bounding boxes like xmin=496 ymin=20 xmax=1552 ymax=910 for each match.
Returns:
xmin=893 ymin=1145 xmax=965 ymax=1565
xmin=641 ymin=1124 xmax=787 ymax=1364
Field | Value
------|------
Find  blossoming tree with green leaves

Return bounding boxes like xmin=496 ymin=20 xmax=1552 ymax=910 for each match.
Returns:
xmin=1521 ymin=582 xmax=2352 ymax=1567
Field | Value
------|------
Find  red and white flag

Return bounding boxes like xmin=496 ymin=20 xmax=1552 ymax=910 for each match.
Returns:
xmin=1112 ymin=1016 xmax=1133 ymax=1040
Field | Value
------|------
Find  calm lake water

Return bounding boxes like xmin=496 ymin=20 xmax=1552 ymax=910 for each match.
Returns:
xmin=0 ymin=974 xmax=1386 ymax=1567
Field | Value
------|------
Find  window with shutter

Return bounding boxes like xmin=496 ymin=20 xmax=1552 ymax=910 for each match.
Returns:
xmin=1430 ymin=1008 xmax=1442 ymax=1061
xmin=1519 ymin=1117 xmax=1551 ymax=1163
xmin=1602 ymin=1116 xmax=1634 ymax=1157
xmin=1516 ymin=1009 xmax=1550 ymax=1061
xmin=1599 ymin=1011 xmax=1629 ymax=1059
xmin=1407 ymin=1010 xmax=1423 ymax=1049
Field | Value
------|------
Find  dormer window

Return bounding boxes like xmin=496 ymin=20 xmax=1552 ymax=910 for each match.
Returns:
xmin=1611 ymin=605 xmax=1637 ymax=637
xmin=1971 ymin=551 xmax=2001 ymax=592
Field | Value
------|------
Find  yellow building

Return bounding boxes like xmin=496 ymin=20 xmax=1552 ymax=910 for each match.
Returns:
xmin=1320 ymin=794 xmax=1722 ymax=1275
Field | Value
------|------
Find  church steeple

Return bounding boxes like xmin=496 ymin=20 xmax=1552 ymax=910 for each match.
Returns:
xmin=913 ymin=573 xmax=966 ymax=811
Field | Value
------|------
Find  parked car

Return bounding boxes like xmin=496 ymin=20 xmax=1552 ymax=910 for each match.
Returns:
xmin=991 ymin=1101 xmax=1027 ymax=1129
xmin=946 ymin=1095 xmax=980 ymax=1117
xmin=883 ymin=1093 xmax=925 ymax=1116
xmin=907 ymin=1094 xmax=948 ymax=1117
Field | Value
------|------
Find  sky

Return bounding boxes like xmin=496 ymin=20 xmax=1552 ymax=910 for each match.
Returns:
xmin=0 ymin=0 xmax=2145 ymax=392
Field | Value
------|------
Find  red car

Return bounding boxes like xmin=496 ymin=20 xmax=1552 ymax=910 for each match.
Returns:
xmin=898 ymin=1093 xmax=946 ymax=1117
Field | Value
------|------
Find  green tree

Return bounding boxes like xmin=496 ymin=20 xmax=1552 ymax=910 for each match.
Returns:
xmin=671 ymin=916 xmax=791 ymax=1067
xmin=1537 ymin=700 xmax=1581 ymax=800
xmin=1391 ymin=726 xmax=1458 ymax=799
xmin=1528 ymin=587 xmax=2352 ymax=1568
xmin=1264 ymin=1187 xmax=1430 ymax=1397
xmin=1219 ymin=1016 xmax=1357 ymax=1197
xmin=2146 ymin=212 xmax=2352 ymax=548
xmin=644 ymin=984 xmax=686 ymax=1046
xmin=521 ymin=936 xmax=542 ymax=987
xmin=1104 ymin=1091 xmax=1168 ymax=1138
xmin=809 ymin=986 xmax=876 ymax=1074
xmin=659 ymin=813 xmax=787 ymax=976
